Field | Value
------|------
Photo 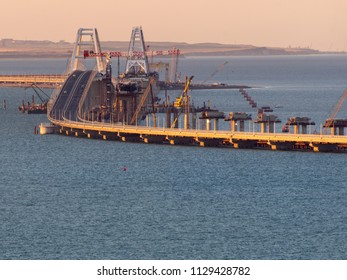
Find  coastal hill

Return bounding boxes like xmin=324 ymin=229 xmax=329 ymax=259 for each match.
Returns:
xmin=0 ymin=38 xmax=327 ymax=58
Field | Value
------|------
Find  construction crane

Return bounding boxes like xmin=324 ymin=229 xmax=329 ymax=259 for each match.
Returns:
xmin=202 ymin=61 xmax=228 ymax=84
xmin=171 ymin=75 xmax=194 ymax=128
xmin=323 ymin=89 xmax=347 ymax=134
xmin=19 ymin=84 xmax=50 ymax=114
xmin=169 ymin=48 xmax=180 ymax=83
xmin=30 ymin=84 xmax=50 ymax=104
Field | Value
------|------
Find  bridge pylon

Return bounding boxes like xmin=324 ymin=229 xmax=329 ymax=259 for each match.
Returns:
xmin=67 ymin=28 xmax=105 ymax=75
xmin=125 ymin=26 xmax=149 ymax=77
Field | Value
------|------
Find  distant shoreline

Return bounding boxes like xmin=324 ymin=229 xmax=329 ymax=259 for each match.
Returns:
xmin=0 ymin=39 xmax=345 ymax=58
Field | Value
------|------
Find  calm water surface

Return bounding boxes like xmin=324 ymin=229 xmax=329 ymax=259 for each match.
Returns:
xmin=0 ymin=55 xmax=346 ymax=259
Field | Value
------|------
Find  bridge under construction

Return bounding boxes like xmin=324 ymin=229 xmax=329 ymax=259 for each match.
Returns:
xmin=40 ymin=27 xmax=347 ymax=153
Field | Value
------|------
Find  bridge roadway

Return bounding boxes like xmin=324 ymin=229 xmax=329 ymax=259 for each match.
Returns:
xmin=61 ymin=70 xmax=93 ymax=121
xmin=49 ymin=70 xmax=84 ymax=120
xmin=48 ymin=116 xmax=347 ymax=152
xmin=0 ymin=74 xmax=67 ymax=87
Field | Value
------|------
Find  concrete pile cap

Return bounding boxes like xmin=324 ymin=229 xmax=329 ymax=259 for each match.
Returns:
xmin=286 ymin=117 xmax=315 ymax=125
xmin=225 ymin=112 xmax=252 ymax=121
xmin=199 ymin=111 xmax=225 ymax=119
xmin=323 ymin=118 xmax=347 ymax=127
xmin=255 ymin=113 xmax=281 ymax=123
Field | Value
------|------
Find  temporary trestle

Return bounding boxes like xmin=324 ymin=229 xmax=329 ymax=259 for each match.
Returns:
xmin=125 ymin=26 xmax=149 ymax=77
xmin=68 ymin=28 xmax=105 ymax=74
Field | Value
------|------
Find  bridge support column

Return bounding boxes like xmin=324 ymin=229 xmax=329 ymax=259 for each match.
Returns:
xmin=293 ymin=125 xmax=299 ymax=134
xmin=142 ymin=135 xmax=165 ymax=144
xmin=230 ymin=120 xmax=236 ymax=132
xmin=192 ymin=113 xmax=197 ymax=129
xmin=120 ymin=134 xmax=141 ymax=142
xmin=330 ymin=127 xmax=345 ymax=136
xmin=261 ymin=123 xmax=267 ymax=133
xmin=206 ymin=119 xmax=211 ymax=131
xmin=214 ymin=119 xmax=219 ymax=131
xmin=269 ymin=141 xmax=293 ymax=151
xmin=167 ymin=137 xmax=194 ymax=145
xmin=197 ymin=138 xmax=221 ymax=147
xmin=231 ymin=140 xmax=257 ymax=149
xmin=184 ymin=114 xmax=189 ymax=129
xmin=239 ymin=120 xmax=245 ymax=132
xmin=310 ymin=143 xmax=337 ymax=152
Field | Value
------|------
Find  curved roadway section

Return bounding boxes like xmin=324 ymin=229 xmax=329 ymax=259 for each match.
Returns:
xmin=49 ymin=70 xmax=93 ymax=121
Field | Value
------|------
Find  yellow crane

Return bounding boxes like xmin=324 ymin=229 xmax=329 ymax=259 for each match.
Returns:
xmin=171 ymin=75 xmax=194 ymax=128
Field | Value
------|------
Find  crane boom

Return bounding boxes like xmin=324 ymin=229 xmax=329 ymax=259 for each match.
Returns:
xmin=323 ymin=89 xmax=347 ymax=133
xmin=170 ymin=76 xmax=194 ymax=128
xmin=30 ymin=84 xmax=49 ymax=103
xmin=202 ymin=61 xmax=228 ymax=84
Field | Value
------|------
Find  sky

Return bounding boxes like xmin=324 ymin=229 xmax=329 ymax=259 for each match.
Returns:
xmin=1 ymin=0 xmax=346 ymax=51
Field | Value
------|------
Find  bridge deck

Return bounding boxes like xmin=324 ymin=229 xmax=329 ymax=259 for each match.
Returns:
xmin=48 ymin=117 xmax=347 ymax=152
xmin=0 ymin=74 xmax=67 ymax=87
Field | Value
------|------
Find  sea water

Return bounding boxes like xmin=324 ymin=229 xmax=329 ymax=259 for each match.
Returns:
xmin=0 ymin=55 xmax=346 ymax=259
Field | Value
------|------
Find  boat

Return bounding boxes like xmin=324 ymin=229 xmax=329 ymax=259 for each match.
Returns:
xmin=18 ymin=84 xmax=49 ymax=114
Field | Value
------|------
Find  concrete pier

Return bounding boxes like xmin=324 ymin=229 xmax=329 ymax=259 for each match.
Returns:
xmin=324 ymin=119 xmax=347 ymax=136
xmin=286 ymin=117 xmax=315 ymax=134
xmin=199 ymin=110 xmax=225 ymax=132
xmin=254 ymin=114 xmax=281 ymax=133
xmin=225 ymin=112 xmax=252 ymax=132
